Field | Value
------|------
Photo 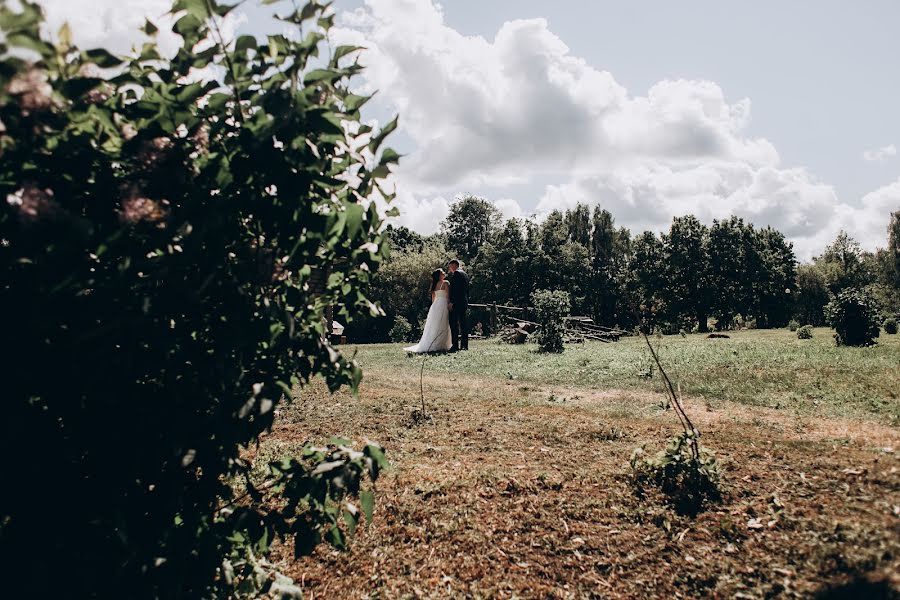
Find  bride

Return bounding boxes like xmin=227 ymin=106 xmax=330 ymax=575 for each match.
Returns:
xmin=404 ymin=269 xmax=452 ymax=353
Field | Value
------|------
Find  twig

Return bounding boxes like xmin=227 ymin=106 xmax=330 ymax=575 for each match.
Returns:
xmin=419 ymin=355 xmax=427 ymax=416
xmin=640 ymin=331 xmax=700 ymax=460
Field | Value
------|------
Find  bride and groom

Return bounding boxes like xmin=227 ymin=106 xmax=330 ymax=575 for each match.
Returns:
xmin=404 ymin=259 xmax=469 ymax=354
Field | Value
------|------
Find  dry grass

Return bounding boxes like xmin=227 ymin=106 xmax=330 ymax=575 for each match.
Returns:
xmin=262 ymin=358 xmax=900 ymax=599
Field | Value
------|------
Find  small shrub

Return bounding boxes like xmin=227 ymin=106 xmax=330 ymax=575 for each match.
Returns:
xmin=532 ymin=289 xmax=570 ymax=353
xmin=389 ymin=316 xmax=413 ymax=342
xmin=797 ymin=325 xmax=813 ymax=339
xmin=884 ymin=317 xmax=898 ymax=335
xmin=630 ymin=431 xmax=721 ymax=515
xmin=788 ymin=319 xmax=800 ymax=332
xmin=824 ymin=288 xmax=881 ymax=346
xmin=745 ymin=318 xmax=758 ymax=330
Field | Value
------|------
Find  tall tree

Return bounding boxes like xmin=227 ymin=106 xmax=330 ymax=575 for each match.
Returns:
xmin=889 ymin=210 xmax=900 ymax=289
xmin=754 ymin=227 xmax=797 ymax=328
xmin=708 ymin=216 xmax=748 ymax=329
xmin=629 ymin=231 xmax=666 ymax=328
xmin=440 ymin=194 xmax=502 ymax=262
xmin=476 ymin=218 xmax=531 ymax=307
xmin=590 ymin=207 xmax=618 ymax=324
xmin=386 ymin=224 xmax=424 ymax=253
xmin=815 ymin=230 xmax=870 ymax=294
xmin=663 ymin=216 xmax=712 ymax=332
xmin=794 ymin=263 xmax=830 ymax=326
xmin=540 ymin=209 xmax=569 ymax=252
xmin=564 ymin=203 xmax=591 ymax=247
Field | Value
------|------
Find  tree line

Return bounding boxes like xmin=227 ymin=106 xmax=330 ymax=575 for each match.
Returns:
xmin=359 ymin=195 xmax=900 ymax=342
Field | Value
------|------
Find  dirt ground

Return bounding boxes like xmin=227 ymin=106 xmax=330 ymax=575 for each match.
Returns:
xmin=269 ymin=370 xmax=900 ymax=599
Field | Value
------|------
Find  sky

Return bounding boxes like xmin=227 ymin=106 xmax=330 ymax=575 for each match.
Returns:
xmin=33 ymin=0 xmax=900 ymax=259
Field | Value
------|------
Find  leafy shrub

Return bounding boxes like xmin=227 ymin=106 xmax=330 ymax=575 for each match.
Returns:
xmin=745 ymin=318 xmax=758 ymax=330
xmin=389 ymin=315 xmax=413 ymax=342
xmin=824 ymin=288 xmax=881 ymax=346
xmin=884 ymin=317 xmax=898 ymax=335
xmin=797 ymin=325 xmax=814 ymax=339
xmin=532 ymin=289 xmax=571 ymax=353
xmin=630 ymin=431 xmax=721 ymax=515
xmin=788 ymin=319 xmax=800 ymax=332
xmin=0 ymin=1 xmax=397 ymax=597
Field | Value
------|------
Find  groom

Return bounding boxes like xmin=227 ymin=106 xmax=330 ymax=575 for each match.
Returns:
xmin=447 ymin=259 xmax=469 ymax=352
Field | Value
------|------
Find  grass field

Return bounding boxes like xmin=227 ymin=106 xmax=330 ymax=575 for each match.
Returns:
xmin=351 ymin=328 xmax=900 ymax=424
xmin=265 ymin=328 xmax=900 ymax=598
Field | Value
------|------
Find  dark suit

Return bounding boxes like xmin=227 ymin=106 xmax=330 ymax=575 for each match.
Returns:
xmin=448 ymin=268 xmax=469 ymax=350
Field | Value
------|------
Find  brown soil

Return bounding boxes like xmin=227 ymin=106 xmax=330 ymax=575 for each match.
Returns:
xmin=269 ymin=372 xmax=900 ymax=599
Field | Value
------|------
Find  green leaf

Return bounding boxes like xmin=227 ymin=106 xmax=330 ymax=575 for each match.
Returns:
xmin=303 ymin=68 xmax=341 ymax=84
xmin=324 ymin=524 xmax=346 ymax=549
xmin=172 ymin=0 xmax=210 ymax=19
xmin=343 ymin=507 xmax=359 ymax=537
xmin=379 ymin=147 xmax=401 ymax=165
xmin=332 ymin=45 xmax=364 ymax=63
xmin=6 ymin=33 xmax=54 ymax=56
xmin=368 ymin=115 xmax=398 ymax=152
xmin=360 ymin=490 xmax=374 ymax=525
xmin=142 ymin=19 xmax=158 ymax=35
xmin=83 ymin=48 xmax=124 ymax=68
xmin=57 ymin=22 xmax=72 ymax=48
xmin=234 ymin=35 xmax=257 ymax=52
xmin=343 ymin=93 xmax=371 ymax=113
xmin=173 ymin=14 xmax=203 ymax=37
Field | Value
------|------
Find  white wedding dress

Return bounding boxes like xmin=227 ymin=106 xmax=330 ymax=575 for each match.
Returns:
xmin=404 ymin=286 xmax=452 ymax=353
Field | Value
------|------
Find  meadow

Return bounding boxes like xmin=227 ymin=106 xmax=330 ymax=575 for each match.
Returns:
xmin=353 ymin=328 xmax=900 ymax=424
xmin=266 ymin=328 xmax=900 ymax=598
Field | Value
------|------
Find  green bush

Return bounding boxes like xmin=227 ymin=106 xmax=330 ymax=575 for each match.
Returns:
xmin=824 ymin=288 xmax=881 ymax=346
xmin=630 ymin=432 xmax=721 ymax=515
xmin=389 ymin=315 xmax=413 ymax=342
xmin=788 ymin=319 xmax=800 ymax=332
xmin=797 ymin=325 xmax=814 ymax=339
xmin=0 ymin=1 xmax=396 ymax=597
xmin=532 ymin=289 xmax=570 ymax=353
xmin=884 ymin=317 xmax=898 ymax=335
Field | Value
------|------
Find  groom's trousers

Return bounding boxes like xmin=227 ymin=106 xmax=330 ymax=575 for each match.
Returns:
xmin=449 ymin=305 xmax=468 ymax=350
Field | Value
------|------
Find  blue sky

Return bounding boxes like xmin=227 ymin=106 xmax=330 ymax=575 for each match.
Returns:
xmin=38 ymin=0 xmax=900 ymax=258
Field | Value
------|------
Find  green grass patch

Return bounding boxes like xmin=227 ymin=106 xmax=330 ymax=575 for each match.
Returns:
xmin=349 ymin=328 xmax=900 ymax=424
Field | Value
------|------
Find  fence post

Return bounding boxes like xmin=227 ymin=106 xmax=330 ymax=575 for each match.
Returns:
xmin=490 ymin=304 xmax=498 ymax=334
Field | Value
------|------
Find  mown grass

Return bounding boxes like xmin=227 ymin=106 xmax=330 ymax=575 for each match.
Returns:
xmin=349 ymin=328 xmax=900 ymax=424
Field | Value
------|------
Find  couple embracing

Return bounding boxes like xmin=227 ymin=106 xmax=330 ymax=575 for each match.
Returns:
xmin=404 ymin=259 xmax=469 ymax=354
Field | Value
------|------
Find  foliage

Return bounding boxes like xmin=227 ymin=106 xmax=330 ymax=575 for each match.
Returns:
xmin=816 ymin=231 xmax=872 ymax=294
xmin=663 ymin=215 xmax=712 ymax=332
xmin=630 ymin=431 xmax=721 ymax=515
xmin=532 ymin=289 xmax=570 ymax=353
xmin=631 ymin=331 xmax=721 ymax=515
xmin=825 ymin=288 xmax=881 ymax=346
xmin=386 ymin=224 xmax=424 ymax=253
xmin=883 ymin=317 xmax=898 ymax=335
xmin=474 ymin=218 xmax=532 ymax=308
xmin=708 ymin=216 xmax=751 ymax=329
xmin=440 ymin=193 xmax=501 ymax=262
xmin=362 ymin=240 xmax=450 ymax=341
xmin=0 ymin=1 xmax=396 ymax=596
xmin=794 ymin=263 xmax=830 ymax=326
xmin=797 ymin=325 xmax=814 ymax=339
xmin=788 ymin=319 xmax=800 ymax=332
xmin=889 ymin=210 xmax=900 ymax=289
xmin=389 ymin=315 xmax=414 ymax=342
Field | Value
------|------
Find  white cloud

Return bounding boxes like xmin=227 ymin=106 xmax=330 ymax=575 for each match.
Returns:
xmin=862 ymin=144 xmax=897 ymax=162
xmin=494 ymin=198 xmax=524 ymax=221
xmin=334 ymin=0 xmax=777 ymax=192
xmin=334 ymin=0 xmax=896 ymax=259
xmin=36 ymin=0 xmax=180 ymax=56
xmin=852 ymin=178 xmax=900 ymax=247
